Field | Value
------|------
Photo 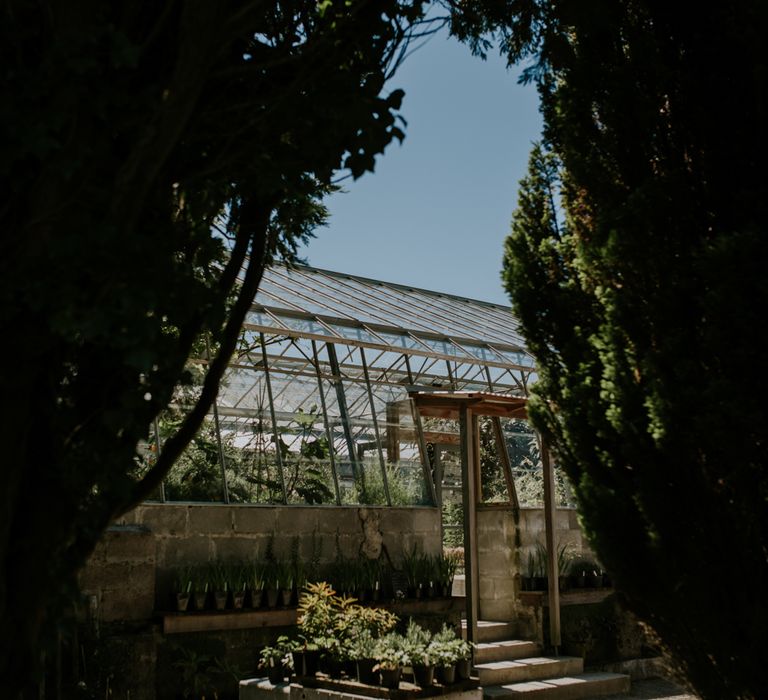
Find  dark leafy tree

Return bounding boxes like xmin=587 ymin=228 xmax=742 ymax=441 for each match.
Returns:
xmin=0 ymin=1 xmax=435 ymax=696
xmin=451 ymin=1 xmax=768 ymax=698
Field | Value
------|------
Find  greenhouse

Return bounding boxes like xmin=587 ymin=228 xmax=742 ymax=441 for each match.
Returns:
xmin=154 ymin=264 xmax=561 ymax=510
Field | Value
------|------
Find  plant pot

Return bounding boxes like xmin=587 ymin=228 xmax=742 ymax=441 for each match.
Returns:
xmin=356 ymin=658 xmax=377 ymax=685
xmin=558 ymin=575 xmax=569 ymax=592
xmin=303 ymin=649 xmax=320 ymax=677
xmin=292 ymin=651 xmax=305 ymax=677
xmin=534 ymin=576 xmax=548 ymax=591
xmin=279 ymin=588 xmax=293 ymax=607
xmin=175 ymin=592 xmax=191 ymax=612
xmin=267 ymin=664 xmax=285 ymax=685
xmin=572 ymin=573 xmax=586 ymax=588
xmin=436 ymin=663 xmax=456 ymax=685
xmin=379 ymin=666 xmax=401 ymax=689
xmin=355 ymin=589 xmax=367 ymax=604
xmin=441 ymin=584 xmax=451 ymax=598
xmin=412 ymin=663 xmax=435 ymax=687
xmin=249 ymin=588 xmax=264 ymax=608
xmin=456 ymin=658 xmax=472 ymax=680
xmin=191 ymin=590 xmax=207 ymax=611
xmin=232 ymin=590 xmax=246 ymax=609
xmin=213 ymin=590 xmax=229 ymax=610
xmin=266 ymin=588 xmax=279 ymax=608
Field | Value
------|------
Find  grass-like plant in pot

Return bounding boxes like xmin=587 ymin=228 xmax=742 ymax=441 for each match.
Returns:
xmin=173 ymin=566 xmax=194 ymax=612
xmin=433 ymin=552 xmax=459 ymax=597
xmin=401 ymin=545 xmax=429 ymax=598
xmin=208 ymin=561 xmax=230 ymax=610
xmin=250 ymin=561 xmax=266 ymax=608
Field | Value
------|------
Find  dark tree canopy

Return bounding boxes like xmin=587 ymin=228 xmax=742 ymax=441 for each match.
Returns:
xmin=452 ymin=1 xmax=768 ymax=698
xmin=0 ymin=1 xmax=432 ymax=696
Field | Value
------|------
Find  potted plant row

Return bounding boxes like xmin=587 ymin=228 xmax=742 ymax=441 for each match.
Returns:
xmin=401 ymin=547 xmax=460 ymax=599
xmin=519 ymin=545 xmax=612 ymax=592
xmin=171 ymin=559 xmax=306 ymax=612
xmin=262 ymin=582 xmax=474 ymax=688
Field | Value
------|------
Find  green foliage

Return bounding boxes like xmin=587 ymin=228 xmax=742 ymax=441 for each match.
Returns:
xmin=0 ymin=0 xmax=433 ymax=691
xmin=454 ymin=2 xmax=768 ymax=696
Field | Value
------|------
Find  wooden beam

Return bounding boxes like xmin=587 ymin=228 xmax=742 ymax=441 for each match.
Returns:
xmin=492 ymin=417 xmax=520 ymax=511
xmin=460 ymin=405 xmax=479 ymax=648
xmin=541 ymin=440 xmax=561 ymax=650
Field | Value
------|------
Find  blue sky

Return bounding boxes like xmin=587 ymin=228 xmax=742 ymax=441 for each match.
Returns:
xmin=299 ymin=29 xmax=543 ymax=306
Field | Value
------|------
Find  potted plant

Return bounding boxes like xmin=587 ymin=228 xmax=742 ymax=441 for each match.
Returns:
xmin=173 ymin=566 xmax=193 ymax=612
xmin=259 ymin=643 xmax=289 ymax=685
xmin=276 ymin=560 xmax=295 ymax=608
xmin=347 ymin=630 xmax=378 ymax=684
xmin=297 ymin=582 xmax=338 ymax=674
xmin=401 ymin=545 xmax=428 ymax=598
xmin=231 ymin=564 xmax=248 ymax=609
xmin=434 ymin=552 xmax=459 ymax=598
xmin=373 ymin=633 xmax=408 ymax=689
xmin=404 ymin=621 xmax=435 ymax=687
xmin=209 ymin=561 xmax=230 ymax=611
xmin=429 ymin=625 xmax=464 ymax=685
xmin=249 ymin=562 xmax=266 ymax=608
xmin=189 ymin=566 xmax=209 ymax=611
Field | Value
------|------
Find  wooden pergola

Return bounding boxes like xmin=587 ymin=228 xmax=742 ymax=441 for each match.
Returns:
xmin=410 ymin=391 xmax=562 ymax=652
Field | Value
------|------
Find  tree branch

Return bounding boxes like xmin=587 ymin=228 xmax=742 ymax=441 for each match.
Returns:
xmin=116 ymin=196 xmax=278 ymax=515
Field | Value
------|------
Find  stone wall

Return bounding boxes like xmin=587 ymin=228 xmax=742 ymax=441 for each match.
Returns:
xmin=75 ymin=504 xmax=441 ymax=699
xmin=81 ymin=504 xmax=441 ymax=624
xmin=476 ymin=505 xmax=592 ymax=633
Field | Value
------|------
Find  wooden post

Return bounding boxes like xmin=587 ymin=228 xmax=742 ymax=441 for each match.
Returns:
xmin=541 ymin=440 xmax=561 ymax=650
xmin=460 ymin=405 xmax=479 ymax=647
xmin=492 ymin=416 xmax=520 ymax=511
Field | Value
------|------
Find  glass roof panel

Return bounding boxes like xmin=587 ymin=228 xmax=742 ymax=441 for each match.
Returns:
xmin=257 ymin=265 xmax=531 ymax=353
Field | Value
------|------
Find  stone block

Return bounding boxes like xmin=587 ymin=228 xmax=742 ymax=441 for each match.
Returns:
xmin=159 ymin=535 xmax=213 ymax=567
xmin=233 ymin=506 xmax=278 ymax=534
xmin=275 ymin=507 xmax=319 ymax=535
xmin=140 ymin=504 xmax=188 ymax=536
xmin=100 ymin=583 xmax=155 ymax=622
xmin=408 ymin=507 xmax=441 ymax=535
xmin=104 ymin=527 xmax=154 ymax=563
xmin=187 ymin=505 xmax=234 ymax=534
xmin=214 ymin=536 xmax=261 ymax=562
xmin=479 ymin=598 xmax=515 ymax=622
xmin=478 ymin=549 xmax=512 ymax=575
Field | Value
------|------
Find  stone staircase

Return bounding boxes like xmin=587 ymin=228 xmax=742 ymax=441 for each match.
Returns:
xmin=464 ymin=621 xmax=631 ymax=699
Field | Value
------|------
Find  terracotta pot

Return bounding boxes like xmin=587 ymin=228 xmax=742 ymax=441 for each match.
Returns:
xmin=175 ymin=592 xmax=191 ymax=612
xmin=232 ymin=590 xmax=246 ymax=609
xmin=249 ymin=588 xmax=264 ymax=608
xmin=213 ymin=590 xmax=228 ymax=610
xmin=191 ymin=590 xmax=207 ymax=611
xmin=266 ymin=588 xmax=279 ymax=608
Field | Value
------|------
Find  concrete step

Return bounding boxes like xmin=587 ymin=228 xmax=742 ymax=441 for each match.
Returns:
xmin=483 ymin=672 xmax=631 ymax=699
xmin=462 ymin=620 xmax=518 ymax=643
xmin=476 ymin=656 xmax=583 ymax=686
xmin=475 ymin=640 xmax=542 ymax=664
